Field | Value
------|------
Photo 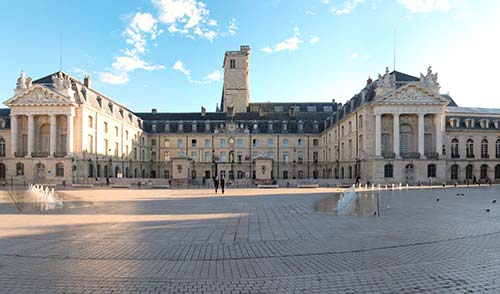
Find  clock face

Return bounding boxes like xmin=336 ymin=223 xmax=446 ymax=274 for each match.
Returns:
xmin=229 ymin=137 xmax=235 ymax=145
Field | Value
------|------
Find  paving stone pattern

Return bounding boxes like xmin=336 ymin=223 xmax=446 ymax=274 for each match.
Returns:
xmin=0 ymin=187 xmax=499 ymax=293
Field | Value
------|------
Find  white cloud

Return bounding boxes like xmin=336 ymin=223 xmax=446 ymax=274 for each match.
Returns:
xmin=205 ymin=70 xmax=221 ymax=81
xmin=261 ymin=27 xmax=302 ymax=54
xmin=349 ymin=53 xmax=359 ymax=59
xmin=310 ymin=35 xmax=320 ymax=44
xmin=100 ymin=12 xmax=166 ymax=85
xmin=227 ymin=18 xmax=238 ymax=36
xmin=305 ymin=10 xmax=316 ymax=15
xmin=331 ymin=0 xmax=364 ymax=15
xmin=397 ymin=0 xmax=450 ymax=13
xmin=173 ymin=60 xmax=221 ymax=84
xmin=173 ymin=60 xmax=190 ymax=76
xmin=99 ymin=72 xmax=129 ymax=85
xmin=153 ymin=0 xmax=218 ymax=41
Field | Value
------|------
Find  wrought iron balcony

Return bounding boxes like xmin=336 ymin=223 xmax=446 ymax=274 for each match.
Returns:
xmin=481 ymin=154 xmax=490 ymax=159
xmin=382 ymin=152 xmax=395 ymax=159
xmin=54 ymin=152 xmax=67 ymax=158
xmin=425 ymin=152 xmax=439 ymax=159
xmin=401 ymin=152 xmax=420 ymax=159
xmin=451 ymin=153 xmax=460 ymax=159
xmin=466 ymin=154 xmax=475 ymax=159
xmin=32 ymin=151 xmax=50 ymax=157
xmin=14 ymin=152 xmax=27 ymax=157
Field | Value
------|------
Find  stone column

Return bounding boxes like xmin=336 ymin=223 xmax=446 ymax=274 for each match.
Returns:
xmin=375 ymin=113 xmax=382 ymax=158
xmin=27 ymin=114 xmax=34 ymax=157
xmin=10 ymin=114 xmax=17 ymax=157
xmin=393 ymin=113 xmax=400 ymax=159
xmin=418 ymin=113 xmax=426 ymax=159
xmin=435 ymin=113 xmax=442 ymax=157
xmin=67 ymin=114 xmax=74 ymax=156
xmin=49 ymin=114 xmax=57 ymax=157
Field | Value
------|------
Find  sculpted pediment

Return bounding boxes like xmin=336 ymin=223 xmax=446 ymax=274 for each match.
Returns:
xmin=377 ymin=83 xmax=446 ymax=105
xmin=4 ymin=85 xmax=75 ymax=106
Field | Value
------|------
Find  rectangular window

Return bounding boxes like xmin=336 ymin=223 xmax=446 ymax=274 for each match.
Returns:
xmin=164 ymin=151 xmax=171 ymax=161
xmin=282 ymin=170 xmax=288 ymax=179
xmin=313 ymin=139 xmax=319 ymax=146
xmin=298 ymin=151 xmax=304 ymax=163
xmin=192 ymin=139 xmax=197 ymax=147
xmin=282 ymin=139 xmax=288 ymax=147
xmin=88 ymin=116 xmax=93 ymax=128
xmin=427 ymin=164 xmax=437 ymax=177
xmin=424 ymin=134 xmax=432 ymax=154
xmin=267 ymin=152 xmax=273 ymax=158
xmin=252 ymin=139 xmax=259 ymax=147
xmin=267 ymin=138 xmax=273 ymax=147
xmin=283 ymin=152 xmax=289 ymax=162
xmin=298 ymin=139 xmax=304 ymax=147
xmin=151 ymin=139 xmax=157 ymax=146
xmin=384 ymin=164 xmax=393 ymax=178
xmin=220 ymin=138 xmax=227 ymax=148
xmin=220 ymin=151 xmax=227 ymax=162
xmin=205 ymin=151 xmax=211 ymax=162
xmin=253 ymin=151 xmax=258 ymax=159
xmin=151 ymin=151 xmax=156 ymax=160
xmin=164 ymin=139 xmax=170 ymax=147
xmin=191 ymin=151 xmax=197 ymax=161
xmin=230 ymin=59 xmax=236 ymax=68
xmin=114 ymin=142 xmax=119 ymax=157
xmin=104 ymin=139 xmax=108 ymax=156
xmin=104 ymin=122 xmax=108 ymax=133
xmin=237 ymin=151 xmax=243 ymax=162
xmin=115 ymin=126 xmax=119 ymax=137
xmin=88 ymin=135 xmax=93 ymax=153
xmin=205 ymin=138 xmax=211 ymax=148
xmin=237 ymin=138 xmax=243 ymax=148
xmin=382 ymin=134 xmax=390 ymax=153
xmin=178 ymin=139 xmax=183 ymax=148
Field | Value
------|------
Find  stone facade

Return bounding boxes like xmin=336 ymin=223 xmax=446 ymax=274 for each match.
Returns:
xmin=0 ymin=49 xmax=498 ymax=186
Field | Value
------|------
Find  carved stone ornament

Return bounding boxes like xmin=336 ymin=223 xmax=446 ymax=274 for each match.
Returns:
xmin=15 ymin=70 xmax=33 ymax=92
xmin=176 ymin=164 xmax=182 ymax=174
xmin=261 ymin=165 xmax=266 ymax=175
xmin=11 ymin=87 xmax=70 ymax=105
xmin=420 ymin=66 xmax=439 ymax=88
xmin=377 ymin=67 xmax=396 ymax=88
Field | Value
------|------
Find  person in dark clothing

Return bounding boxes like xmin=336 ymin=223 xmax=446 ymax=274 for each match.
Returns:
xmin=213 ymin=176 xmax=219 ymax=193
xmin=220 ymin=176 xmax=226 ymax=194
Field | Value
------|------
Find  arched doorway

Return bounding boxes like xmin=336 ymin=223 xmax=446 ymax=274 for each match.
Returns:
xmin=0 ymin=163 xmax=5 ymax=179
xmin=405 ymin=164 xmax=415 ymax=183
xmin=35 ymin=163 xmax=45 ymax=183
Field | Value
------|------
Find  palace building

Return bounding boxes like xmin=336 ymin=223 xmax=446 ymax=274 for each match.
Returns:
xmin=1 ymin=45 xmax=500 ymax=185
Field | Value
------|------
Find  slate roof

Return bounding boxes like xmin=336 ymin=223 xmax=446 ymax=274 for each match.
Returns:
xmin=446 ymin=107 xmax=500 ymax=115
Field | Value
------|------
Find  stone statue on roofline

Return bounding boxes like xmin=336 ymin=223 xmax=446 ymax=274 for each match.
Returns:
xmin=15 ymin=70 xmax=33 ymax=93
xmin=420 ymin=66 xmax=439 ymax=88
xmin=377 ymin=67 xmax=396 ymax=88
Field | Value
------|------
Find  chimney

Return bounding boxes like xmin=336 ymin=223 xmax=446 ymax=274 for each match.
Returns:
xmin=84 ymin=75 xmax=91 ymax=88
xmin=258 ymin=107 xmax=264 ymax=117
xmin=151 ymin=108 xmax=157 ymax=114
xmin=201 ymin=106 xmax=206 ymax=117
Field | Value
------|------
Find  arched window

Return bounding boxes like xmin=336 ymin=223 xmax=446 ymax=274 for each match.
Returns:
xmin=0 ymin=163 xmax=5 ymax=179
xmin=340 ymin=167 xmax=344 ymax=179
xmin=0 ymin=138 xmax=5 ymax=157
xmin=56 ymin=163 xmax=64 ymax=177
xmin=496 ymin=139 xmax=500 ymax=158
xmin=451 ymin=164 xmax=459 ymax=180
xmin=495 ymin=165 xmax=500 ymax=179
xmin=134 ymin=168 xmax=138 ymax=178
xmin=384 ymin=164 xmax=393 ymax=178
xmin=427 ymin=164 xmax=436 ymax=178
xmin=466 ymin=139 xmax=474 ymax=158
xmin=164 ymin=170 xmax=170 ymax=179
xmin=451 ymin=138 xmax=459 ymax=158
xmin=334 ymin=168 xmax=338 ymax=179
xmin=16 ymin=162 xmax=24 ymax=176
xmin=480 ymin=164 xmax=488 ymax=179
xmin=191 ymin=170 xmax=196 ymax=179
xmin=348 ymin=166 xmax=352 ymax=179
xmin=88 ymin=162 xmax=94 ymax=178
xmin=481 ymin=139 xmax=489 ymax=158
xmin=466 ymin=164 xmax=473 ymax=179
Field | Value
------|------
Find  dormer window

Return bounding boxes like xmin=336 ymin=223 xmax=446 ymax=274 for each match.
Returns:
xmin=298 ymin=120 xmax=304 ymax=132
xmin=464 ymin=119 xmax=475 ymax=128
xmin=493 ymin=120 xmax=500 ymax=129
xmin=108 ymin=102 xmax=113 ymax=113
xmin=192 ymin=121 xmax=197 ymax=133
xmin=165 ymin=122 xmax=170 ymax=133
xmin=178 ymin=121 xmax=184 ymax=133
xmin=119 ymin=108 xmax=124 ymax=118
xmin=253 ymin=122 xmax=258 ymax=132
xmin=205 ymin=121 xmax=210 ymax=133
xmin=128 ymin=113 xmax=133 ymax=122
xmin=268 ymin=121 xmax=273 ymax=132
xmin=282 ymin=121 xmax=288 ymax=132
xmin=313 ymin=121 xmax=319 ymax=133
xmin=151 ymin=123 xmax=157 ymax=132
xmin=480 ymin=119 xmax=489 ymax=129
xmin=448 ymin=118 xmax=460 ymax=128
xmin=96 ymin=96 xmax=103 ymax=108
xmin=307 ymin=106 xmax=317 ymax=112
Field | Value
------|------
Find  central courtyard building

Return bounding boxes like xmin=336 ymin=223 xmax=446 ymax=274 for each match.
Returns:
xmin=1 ymin=45 xmax=499 ymax=185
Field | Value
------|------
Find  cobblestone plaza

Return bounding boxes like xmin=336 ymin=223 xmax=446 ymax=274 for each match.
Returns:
xmin=0 ymin=187 xmax=499 ymax=293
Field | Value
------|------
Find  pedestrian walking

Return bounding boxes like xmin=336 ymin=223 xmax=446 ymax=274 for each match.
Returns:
xmin=220 ymin=176 xmax=226 ymax=194
xmin=213 ymin=176 xmax=219 ymax=193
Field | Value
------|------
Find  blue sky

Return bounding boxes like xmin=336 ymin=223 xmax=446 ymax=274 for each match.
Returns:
xmin=1 ymin=0 xmax=499 ymax=112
